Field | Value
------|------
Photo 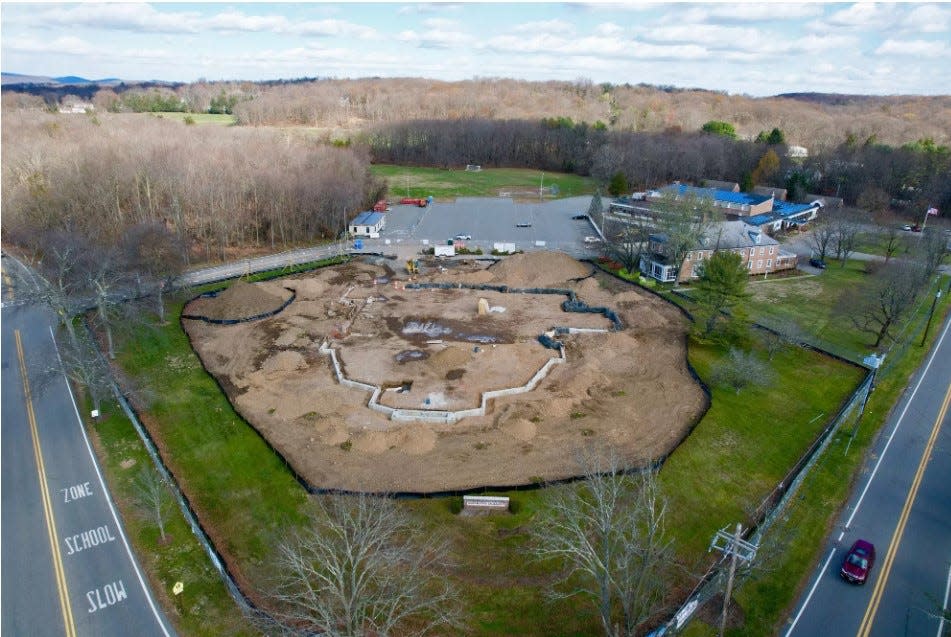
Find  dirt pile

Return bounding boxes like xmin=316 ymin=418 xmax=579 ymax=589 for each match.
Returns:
xmin=192 ymin=280 xmax=291 ymax=320
xmin=428 ymin=346 xmax=472 ymax=375
xmin=488 ymin=251 xmax=592 ymax=287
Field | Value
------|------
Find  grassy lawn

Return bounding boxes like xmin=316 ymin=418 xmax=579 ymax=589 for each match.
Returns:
xmin=740 ymin=262 xmax=877 ymax=361
xmin=370 ymin=165 xmax=598 ymax=200
xmin=147 ymin=112 xmax=237 ymax=125
xmin=86 ymin=395 xmax=256 ymax=636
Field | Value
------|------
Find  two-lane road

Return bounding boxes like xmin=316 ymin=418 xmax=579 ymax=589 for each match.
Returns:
xmin=2 ymin=262 xmax=175 ymax=636
xmin=785 ymin=314 xmax=951 ymax=637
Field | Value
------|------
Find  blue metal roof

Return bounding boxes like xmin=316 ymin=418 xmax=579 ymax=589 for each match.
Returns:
xmin=662 ymin=184 xmax=771 ymax=206
xmin=351 ymin=211 xmax=385 ymax=226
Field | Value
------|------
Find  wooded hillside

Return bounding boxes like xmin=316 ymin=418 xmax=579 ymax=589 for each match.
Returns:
xmin=4 ymin=78 xmax=950 ymax=149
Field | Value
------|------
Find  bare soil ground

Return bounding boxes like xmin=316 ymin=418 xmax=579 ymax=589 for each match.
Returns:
xmin=182 ymin=252 xmax=707 ymax=492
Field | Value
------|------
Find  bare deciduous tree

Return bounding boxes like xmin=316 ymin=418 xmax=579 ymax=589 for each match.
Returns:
xmin=759 ymin=319 xmax=806 ymax=361
xmin=844 ymin=260 xmax=927 ymax=347
xmin=601 ymin=214 xmax=651 ymax=274
xmin=133 ymin=466 xmax=172 ymax=544
xmin=913 ymin=225 xmax=950 ymax=280
xmin=652 ymin=191 xmax=714 ymax=281
xmin=710 ymin=348 xmax=774 ymax=395
xmin=267 ymin=494 xmax=458 ymax=637
xmin=829 ymin=209 xmax=863 ymax=266
xmin=53 ymin=328 xmax=114 ymax=415
xmin=532 ymin=451 xmax=674 ymax=637
xmin=809 ymin=217 xmax=836 ymax=263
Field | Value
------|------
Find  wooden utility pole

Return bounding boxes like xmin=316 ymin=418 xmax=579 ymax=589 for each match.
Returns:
xmin=719 ymin=523 xmax=742 ymax=637
xmin=709 ymin=523 xmax=758 ymax=637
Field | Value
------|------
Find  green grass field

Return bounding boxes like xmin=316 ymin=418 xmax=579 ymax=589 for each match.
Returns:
xmin=148 ymin=112 xmax=237 ymax=125
xmin=370 ymin=165 xmax=598 ymax=200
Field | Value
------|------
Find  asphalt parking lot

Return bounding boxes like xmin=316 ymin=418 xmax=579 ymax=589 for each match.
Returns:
xmin=374 ymin=195 xmax=600 ymax=257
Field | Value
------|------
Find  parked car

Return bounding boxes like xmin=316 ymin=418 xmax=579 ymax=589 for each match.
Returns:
xmin=911 ymin=224 xmax=923 ymax=232
xmin=583 ymin=236 xmax=602 ymax=244
xmin=901 ymin=224 xmax=913 ymax=231
xmin=841 ymin=539 xmax=875 ymax=585
xmin=809 ymin=258 xmax=827 ymax=269
xmin=515 ymin=223 xmax=532 ymax=228
xmin=453 ymin=234 xmax=472 ymax=241
xmin=571 ymin=214 xmax=587 ymax=220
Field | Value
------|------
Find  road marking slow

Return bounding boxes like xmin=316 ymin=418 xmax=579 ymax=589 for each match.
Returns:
xmin=15 ymin=329 xmax=77 ymax=637
xmin=856 ymin=381 xmax=951 ymax=637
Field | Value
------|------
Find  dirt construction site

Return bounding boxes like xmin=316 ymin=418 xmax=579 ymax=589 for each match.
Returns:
xmin=182 ymin=252 xmax=708 ymax=493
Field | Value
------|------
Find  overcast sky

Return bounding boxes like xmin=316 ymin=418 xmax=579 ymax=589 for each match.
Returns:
xmin=2 ymin=2 xmax=950 ymax=96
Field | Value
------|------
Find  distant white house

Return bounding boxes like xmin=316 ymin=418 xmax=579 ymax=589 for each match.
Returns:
xmin=787 ymin=145 xmax=808 ymax=159
xmin=59 ymin=101 xmax=94 ymax=114
xmin=349 ymin=211 xmax=386 ymax=237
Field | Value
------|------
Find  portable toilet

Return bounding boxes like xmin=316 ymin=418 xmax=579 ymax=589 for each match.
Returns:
xmin=354 ymin=239 xmax=364 ymax=250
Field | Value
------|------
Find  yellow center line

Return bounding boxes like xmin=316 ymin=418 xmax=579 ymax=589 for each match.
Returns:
xmin=856 ymin=380 xmax=951 ymax=637
xmin=15 ymin=330 xmax=77 ymax=637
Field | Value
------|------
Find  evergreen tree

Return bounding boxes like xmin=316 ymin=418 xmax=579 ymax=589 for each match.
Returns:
xmin=692 ymin=250 xmax=751 ymax=341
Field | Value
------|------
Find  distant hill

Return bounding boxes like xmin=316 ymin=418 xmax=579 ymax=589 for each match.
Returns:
xmin=2 ymin=72 xmax=126 ymax=86
xmin=774 ymin=92 xmax=901 ymax=106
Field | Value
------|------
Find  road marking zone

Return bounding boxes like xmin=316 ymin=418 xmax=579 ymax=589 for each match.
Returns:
xmin=15 ymin=330 xmax=77 ymax=637
xmin=856 ymin=381 xmax=951 ymax=637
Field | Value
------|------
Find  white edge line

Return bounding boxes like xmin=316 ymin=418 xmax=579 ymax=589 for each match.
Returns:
xmin=785 ymin=547 xmax=838 ymax=637
xmin=938 ymin=561 xmax=951 ymax=637
xmin=844 ymin=316 xmax=951 ymax=530
xmin=49 ymin=326 xmax=174 ymax=637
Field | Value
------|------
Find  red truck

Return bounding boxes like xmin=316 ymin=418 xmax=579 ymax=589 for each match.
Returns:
xmin=399 ymin=197 xmax=431 ymax=207
xmin=372 ymin=200 xmax=389 ymax=212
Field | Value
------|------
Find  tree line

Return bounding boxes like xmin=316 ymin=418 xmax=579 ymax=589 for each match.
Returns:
xmin=363 ymin=117 xmax=951 ymax=212
xmin=2 ymin=111 xmax=386 ymax=263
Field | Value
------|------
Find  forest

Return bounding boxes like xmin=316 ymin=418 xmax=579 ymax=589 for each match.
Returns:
xmin=2 ymin=77 xmax=949 ymax=266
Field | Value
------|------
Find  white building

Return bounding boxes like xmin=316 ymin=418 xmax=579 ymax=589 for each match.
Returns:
xmin=349 ymin=211 xmax=386 ymax=237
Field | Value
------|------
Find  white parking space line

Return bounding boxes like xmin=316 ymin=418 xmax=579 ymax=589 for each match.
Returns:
xmin=785 ymin=548 xmax=838 ymax=637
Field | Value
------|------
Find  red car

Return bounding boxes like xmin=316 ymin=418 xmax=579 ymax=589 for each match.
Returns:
xmin=841 ymin=539 xmax=876 ymax=584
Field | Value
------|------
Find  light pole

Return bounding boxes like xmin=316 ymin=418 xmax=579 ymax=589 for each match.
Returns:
xmin=920 ymin=288 xmax=942 ymax=346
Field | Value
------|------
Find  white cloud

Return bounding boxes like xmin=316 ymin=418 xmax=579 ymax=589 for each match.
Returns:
xmin=875 ymin=38 xmax=950 ymax=58
xmin=24 ymin=4 xmax=378 ymax=39
xmin=5 ymin=35 xmax=97 ymax=56
xmin=823 ymin=3 xmax=899 ymax=30
xmin=512 ymin=19 xmax=576 ymax=36
xmin=480 ymin=32 xmax=707 ymax=62
xmin=421 ymin=17 xmax=462 ymax=30
xmin=899 ymin=4 xmax=951 ymax=34
xmin=293 ymin=19 xmax=378 ymax=39
xmin=594 ymin=22 xmax=625 ymax=38
xmin=672 ymin=3 xmax=823 ymax=24
xmin=34 ymin=3 xmax=202 ymax=34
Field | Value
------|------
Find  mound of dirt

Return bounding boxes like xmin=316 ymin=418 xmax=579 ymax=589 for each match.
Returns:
xmin=260 ymin=350 xmax=306 ymax=374
xmin=197 ymin=280 xmax=290 ymax=320
xmin=489 ymin=251 xmax=592 ymax=287
xmin=428 ymin=346 xmax=471 ymax=374
xmin=501 ymin=418 xmax=537 ymax=441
